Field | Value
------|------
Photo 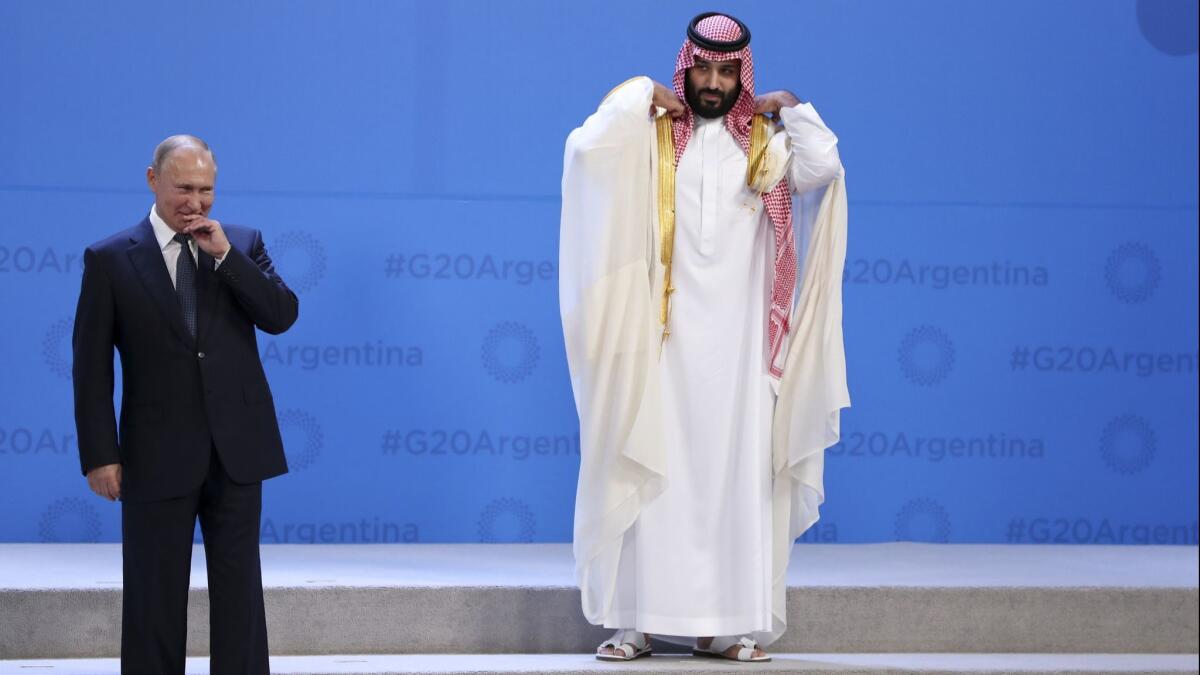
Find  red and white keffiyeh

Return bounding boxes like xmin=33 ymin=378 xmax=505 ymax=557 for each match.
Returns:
xmin=670 ymin=14 xmax=797 ymax=378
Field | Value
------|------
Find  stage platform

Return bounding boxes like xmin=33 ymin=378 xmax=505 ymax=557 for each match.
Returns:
xmin=1 ymin=543 xmax=1196 ymax=672
xmin=0 ymin=653 xmax=1197 ymax=674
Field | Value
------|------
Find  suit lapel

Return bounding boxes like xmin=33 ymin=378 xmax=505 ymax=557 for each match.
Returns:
xmin=126 ymin=218 xmax=195 ymax=347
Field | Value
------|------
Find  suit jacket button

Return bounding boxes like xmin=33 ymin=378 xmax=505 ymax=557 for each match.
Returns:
xmin=197 ymin=351 xmax=206 ymax=359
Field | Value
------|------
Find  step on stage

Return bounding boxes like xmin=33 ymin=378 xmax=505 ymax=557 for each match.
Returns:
xmin=1 ymin=543 xmax=1196 ymax=674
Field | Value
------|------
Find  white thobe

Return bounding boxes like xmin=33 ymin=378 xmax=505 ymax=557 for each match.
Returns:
xmin=559 ymin=76 xmax=848 ymax=646
xmin=603 ymin=108 xmax=841 ymax=637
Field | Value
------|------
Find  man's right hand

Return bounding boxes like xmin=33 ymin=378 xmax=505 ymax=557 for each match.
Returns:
xmin=651 ymin=80 xmax=685 ymax=119
xmin=87 ymin=464 xmax=122 ymax=501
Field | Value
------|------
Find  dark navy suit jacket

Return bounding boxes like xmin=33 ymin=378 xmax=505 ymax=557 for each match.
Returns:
xmin=72 ymin=217 xmax=298 ymax=502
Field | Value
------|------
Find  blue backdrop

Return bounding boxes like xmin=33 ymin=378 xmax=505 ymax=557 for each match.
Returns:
xmin=1 ymin=0 xmax=1196 ymax=546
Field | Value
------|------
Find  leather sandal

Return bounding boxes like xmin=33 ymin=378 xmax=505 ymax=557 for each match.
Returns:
xmin=596 ymin=629 xmax=652 ymax=661
xmin=693 ymin=635 xmax=771 ymax=662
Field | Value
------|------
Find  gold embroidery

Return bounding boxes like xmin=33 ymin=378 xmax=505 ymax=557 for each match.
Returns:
xmin=655 ymin=114 xmax=676 ymax=349
xmin=746 ymin=114 xmax=770 ymax=194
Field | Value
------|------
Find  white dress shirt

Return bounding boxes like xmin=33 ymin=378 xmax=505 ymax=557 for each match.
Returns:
xmin=149 ymin=205 xmax=225 ymax=289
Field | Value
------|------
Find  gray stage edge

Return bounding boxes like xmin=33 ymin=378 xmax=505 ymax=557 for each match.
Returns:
xmin=1 ymin=653 xmax=1199 ymax=675
xmin=2 ymin=585 xmax=1196 ymax=658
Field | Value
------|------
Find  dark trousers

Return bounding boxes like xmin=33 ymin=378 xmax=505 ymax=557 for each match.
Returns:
xmin=121 ymin=450 xmax=269 ymax=675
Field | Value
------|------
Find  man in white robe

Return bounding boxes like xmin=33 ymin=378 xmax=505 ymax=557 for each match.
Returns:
xmin=559 ymin=12 xmax=850 ymax=663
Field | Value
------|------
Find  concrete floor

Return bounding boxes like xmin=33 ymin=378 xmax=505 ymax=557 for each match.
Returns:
xmin=0 ymin=653 xmax=1197 ymax=674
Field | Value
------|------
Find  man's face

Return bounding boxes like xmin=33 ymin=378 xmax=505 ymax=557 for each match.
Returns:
xmin=685 ymin=56 xmax=742 ymax=119
xmin=146 ymin=147 xmax=216 ymax=232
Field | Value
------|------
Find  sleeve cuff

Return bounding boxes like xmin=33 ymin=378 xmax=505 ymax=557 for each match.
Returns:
xmin=779 ymin=102 xmax=835 ymax=137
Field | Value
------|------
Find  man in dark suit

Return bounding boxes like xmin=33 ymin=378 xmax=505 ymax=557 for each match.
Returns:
xmin=73 ymin=134 xmax=298 ymax=674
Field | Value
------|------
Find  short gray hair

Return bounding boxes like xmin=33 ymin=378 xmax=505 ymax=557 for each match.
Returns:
xmin=151 ymin=135 xmax=217 ymax=174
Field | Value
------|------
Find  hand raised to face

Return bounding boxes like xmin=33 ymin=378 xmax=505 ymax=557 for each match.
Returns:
xmin=181 ymin=217 xmax=231 ymax=259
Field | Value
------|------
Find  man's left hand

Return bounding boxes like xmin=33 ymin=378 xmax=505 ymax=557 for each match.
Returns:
xmin=754 ymin=90 xmax=802 ymax=118
xmin=182 ymin=217 xmax=231 ymax=259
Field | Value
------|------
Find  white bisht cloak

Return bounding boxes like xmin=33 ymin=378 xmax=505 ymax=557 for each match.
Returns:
xmin=559 ymin=76 xmax=849 ymax=645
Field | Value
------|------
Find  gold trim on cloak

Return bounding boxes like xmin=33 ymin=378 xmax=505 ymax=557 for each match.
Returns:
xmin=655 ymin=114 xmax=677 ymax=351
xmin=656 ymin=113 xmax=771 ymax=351
xmin=747 ymin=113 xmax=771 ymax=191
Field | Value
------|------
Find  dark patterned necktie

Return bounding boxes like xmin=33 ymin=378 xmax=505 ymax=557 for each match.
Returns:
xmin=173 ymin=233 xmax=197 ymax=337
